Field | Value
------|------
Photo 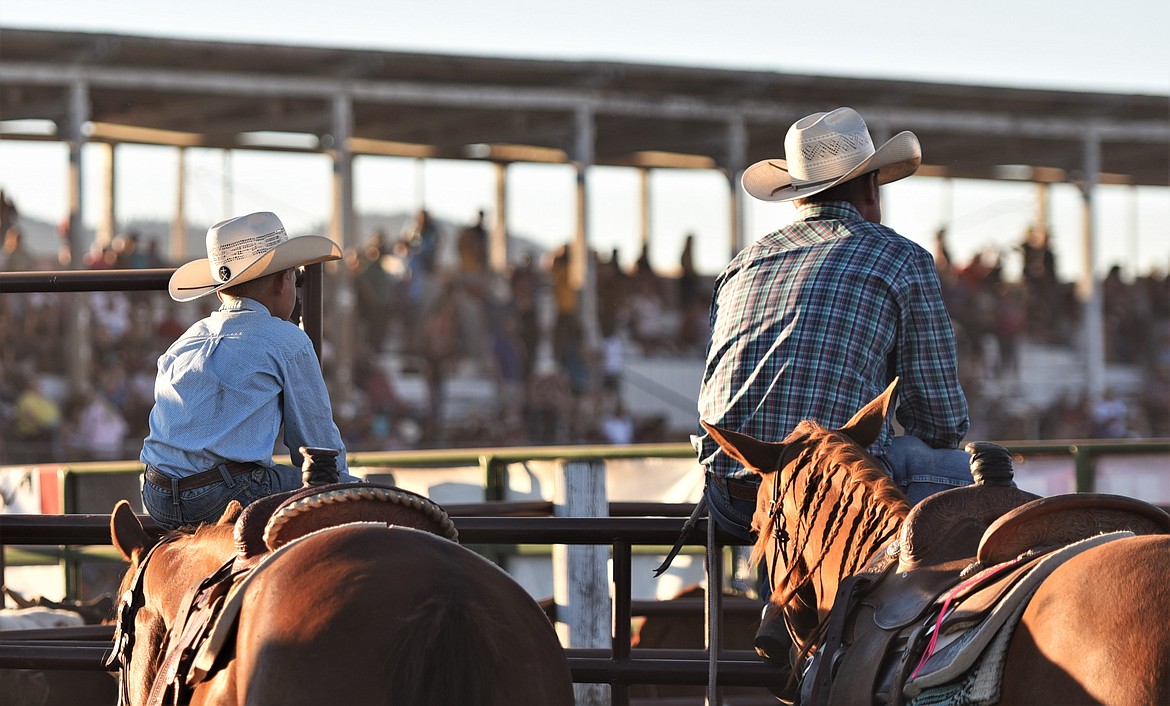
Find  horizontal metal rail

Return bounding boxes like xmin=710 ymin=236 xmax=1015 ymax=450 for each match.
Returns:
xmin=0 ymin=512 xmax=778 ymax=693
xmin=0 ymin=641 xmax=781 ymax=689
xmin=0 ymin=513 xmax=741 ymax=547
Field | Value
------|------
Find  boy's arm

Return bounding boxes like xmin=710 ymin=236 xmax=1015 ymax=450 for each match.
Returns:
xmin=281 ymin=343 xmax=349 ymax=471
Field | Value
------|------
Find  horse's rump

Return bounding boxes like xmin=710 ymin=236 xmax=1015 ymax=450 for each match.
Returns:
xmin=232 ymin=524 xmax=572 ymax=705
xmin=999 ymin=533 xmax=1170 ymax=706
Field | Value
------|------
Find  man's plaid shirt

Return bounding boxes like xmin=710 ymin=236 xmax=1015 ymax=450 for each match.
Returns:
xmin=696 ymin=201 xmax=969 ymax=480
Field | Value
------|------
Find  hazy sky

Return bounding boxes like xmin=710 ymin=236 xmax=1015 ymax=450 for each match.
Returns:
xmin=1 ymin=0 xmax=1168 ymax=278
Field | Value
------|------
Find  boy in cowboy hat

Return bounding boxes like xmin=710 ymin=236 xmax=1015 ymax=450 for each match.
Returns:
xmin=140 ymin=211 xmax=355 ymax=529
xmin=696 ymin=107 xmax=972 ymax=545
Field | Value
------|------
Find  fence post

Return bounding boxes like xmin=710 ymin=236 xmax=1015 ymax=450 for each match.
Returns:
xmin=1072 ymin=444 xmax=1096 ymax=493
xmin=554 ymin=459 xmax=610 ymax=706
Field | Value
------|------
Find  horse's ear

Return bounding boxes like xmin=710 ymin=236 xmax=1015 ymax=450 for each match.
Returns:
xmin=110 ymin=499 xmax=153 ymax=562
xmin=839 ymin=378 xmax=900 ymax=447
xmin=218 ymin=500 xmax=243 ymax=525
xmin=700 ymin=421 xmax=784 ymax=476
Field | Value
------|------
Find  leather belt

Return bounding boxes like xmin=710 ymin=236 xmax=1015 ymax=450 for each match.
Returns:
xmin=709 ymin=474 xmax=760 ymax=502
xmin=144 ymin=462 xmax=261 ymax=492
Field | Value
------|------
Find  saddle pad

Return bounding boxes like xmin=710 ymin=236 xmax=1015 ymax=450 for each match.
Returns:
xmin=904 ymin=530 xmax=1133 ymax=696
xmin=906 ymin=594 xmax=1029 ymax=706
xmin=938 ymin=555 xmax=1040 ymax=635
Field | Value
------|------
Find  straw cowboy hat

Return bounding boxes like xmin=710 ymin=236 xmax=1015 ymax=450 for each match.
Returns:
xmin=741 ymin=107 xmax=921 ymax=202
xmin=168 ymin=212 xmax=341 ymax=302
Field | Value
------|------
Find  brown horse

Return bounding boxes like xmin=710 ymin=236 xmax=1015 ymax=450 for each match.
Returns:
xmin=108 ymin=498 xmax=574 ymax=706
xmin=703 ymin=380 xmax=1170 ymax=706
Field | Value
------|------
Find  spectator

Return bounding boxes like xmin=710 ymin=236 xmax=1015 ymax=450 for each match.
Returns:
xmin=13 ymin=374 xmax=62 ymax=463
xmin=66 ymin=387 xmax=129 ymax=461
xmin=1090 ymin=389 xmax=1129 ymax=439
xmin=1 ymin=226 xmax=34 ymax=272
xmin=352 ymin=233 xmax=397 ymax=355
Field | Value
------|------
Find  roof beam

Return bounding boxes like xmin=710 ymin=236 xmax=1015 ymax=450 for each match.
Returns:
xmin=4 ymin=62 xmax=1166 ymax=145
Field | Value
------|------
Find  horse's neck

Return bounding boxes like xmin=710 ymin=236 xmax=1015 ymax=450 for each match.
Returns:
xmin=150 ymin=528 xmax=236 ymax=619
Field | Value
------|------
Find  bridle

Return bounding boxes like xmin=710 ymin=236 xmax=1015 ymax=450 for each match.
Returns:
xmin=761 ymin=433 xmax=829 ymax=660
xmin=105 ymin=534 xmax=180 ymax=706
xmin=763 ymin=436 xmax=800 ymax=595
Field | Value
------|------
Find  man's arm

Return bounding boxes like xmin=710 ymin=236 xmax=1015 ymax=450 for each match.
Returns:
xmin=892 ymin=251 xmax=970 ymax=448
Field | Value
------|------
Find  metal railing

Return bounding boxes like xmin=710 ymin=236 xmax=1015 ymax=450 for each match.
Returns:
xmin=2 ymin=438 xmax=1167 ymax=705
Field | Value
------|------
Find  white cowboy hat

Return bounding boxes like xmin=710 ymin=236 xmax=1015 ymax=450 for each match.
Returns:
xmin=741 ymin=107 xmax=921 ymax=203
xmin=168 ymin=211 xmax=341 ymax=302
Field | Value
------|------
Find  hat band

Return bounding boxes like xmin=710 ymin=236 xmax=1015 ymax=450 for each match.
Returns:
xmin=208 ymin=228 xmax=287 ymax=280
xmin=789 ymin=133 xmax=872 ymax=183
xmin=772 ymin=175 xmax=838 ymax=196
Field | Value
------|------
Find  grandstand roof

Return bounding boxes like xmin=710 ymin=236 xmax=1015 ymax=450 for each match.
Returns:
xmin=1 ymin=27 xmax=1167 ymax=185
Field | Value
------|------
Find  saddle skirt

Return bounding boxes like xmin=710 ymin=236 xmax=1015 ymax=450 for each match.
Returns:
xmin=805 ymin=487 xmax=1170 ymax=706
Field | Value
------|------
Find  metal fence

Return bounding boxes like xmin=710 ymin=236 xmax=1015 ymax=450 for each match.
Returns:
xmin=2 ymin=438 xmax=1168 ymax=705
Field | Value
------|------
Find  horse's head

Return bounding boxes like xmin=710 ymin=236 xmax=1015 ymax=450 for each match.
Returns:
xmin=701 ymin=379 xmax=910 ymax=654
xmin=108 ymin=500 xmax=241 ymax=706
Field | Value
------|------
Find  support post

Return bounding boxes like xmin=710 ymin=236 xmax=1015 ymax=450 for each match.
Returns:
xmin=491 ymin=161 xmax=508 ymax=273
xmin=330 ymin=93 xmax=355 ymax=406
xmin=171 ymin=147 xmax=187 ymax=264
xmin=64 ymin=80 xmax=91 ymax=395
xmin=639 ymin=167 xmax=651 ymax=255
xmin=1078 ymin=132 xmax=1105 ymax=401
xmin=726 ymin=117 xmax=747 ymax=258
xmin=554 ymin=459 xmax=610 ymax=706
xmin=98 ymin=142 xmax=116 ymax=248
xmin=573 ymin=104 xmax=600 ymax=352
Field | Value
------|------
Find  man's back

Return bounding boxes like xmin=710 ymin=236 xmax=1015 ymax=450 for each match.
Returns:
xmin=697 ymin=201 xmax=968 ymax=481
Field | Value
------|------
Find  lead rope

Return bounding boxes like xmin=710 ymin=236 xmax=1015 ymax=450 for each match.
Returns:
xmin=653 ymin=497 xmax=705 ymax=577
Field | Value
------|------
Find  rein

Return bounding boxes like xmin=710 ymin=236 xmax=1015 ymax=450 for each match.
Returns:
xmin=105 ymin=534 xmax=182 ymax=706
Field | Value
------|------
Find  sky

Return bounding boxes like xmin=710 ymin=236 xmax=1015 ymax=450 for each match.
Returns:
xmin=1 ymin=0 xmax=1168 ymax=280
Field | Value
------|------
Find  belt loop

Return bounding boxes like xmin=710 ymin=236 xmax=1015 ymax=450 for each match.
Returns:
xmin=217 ymin=463 xmax=237 ymax=489
xmin=170 ymin=477 xmax=181 ymax=510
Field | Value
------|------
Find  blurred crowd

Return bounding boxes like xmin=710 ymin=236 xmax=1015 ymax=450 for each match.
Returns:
xmin=2 ymin=191 xmax=1168 ymax=466
xmin=934 ymin=226 xmax=1170 ymax=441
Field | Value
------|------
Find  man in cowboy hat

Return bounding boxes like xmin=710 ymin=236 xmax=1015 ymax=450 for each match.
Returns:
xmin=140 ymin=211 xmax=356 ymax=530
xmin=696 ymin=107 xmax=972 ymax=545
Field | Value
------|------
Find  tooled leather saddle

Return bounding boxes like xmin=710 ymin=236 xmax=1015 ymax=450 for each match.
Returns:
xmin=800 ymin=447 xmax=1170 ymax=706
xmin=143 ymin=481 xmax=458 ymax=706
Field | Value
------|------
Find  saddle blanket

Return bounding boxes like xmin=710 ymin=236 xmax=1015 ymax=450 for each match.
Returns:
xmin=905 ymin=531 xmax=1133 ymax=706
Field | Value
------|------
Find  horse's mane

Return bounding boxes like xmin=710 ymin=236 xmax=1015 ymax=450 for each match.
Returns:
xmin=750 ymin=420 xmax=910 ymax=605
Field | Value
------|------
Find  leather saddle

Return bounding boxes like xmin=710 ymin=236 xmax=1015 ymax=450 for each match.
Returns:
xmin=233 ymin=481 xmax=459 ymax=559
xmin=148 ymin=483 xmax=457 ymax=704
xmin=804 ymin=484 xmax=1170 ymax=706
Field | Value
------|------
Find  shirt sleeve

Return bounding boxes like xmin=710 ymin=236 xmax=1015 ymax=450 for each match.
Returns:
xmin=279 ymin=336 xmax=349 ymax=472
xmin=892 ymin=250 xmax=970 ymax=448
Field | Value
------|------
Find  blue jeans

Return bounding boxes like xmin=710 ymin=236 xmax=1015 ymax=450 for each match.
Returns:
xmin=143 ymin=464 xmax=362 ymax=530
xmin=879 ymin=436 xmax=972 ymax=505
xmin=705 ymin=477 xmax=758 ymax=545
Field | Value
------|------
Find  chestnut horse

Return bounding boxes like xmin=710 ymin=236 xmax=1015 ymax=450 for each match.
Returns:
xmin=703 ymin=380 xmax=1170 ymax=706
xmin=108 ymin=499 xmax=573 ymax=706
